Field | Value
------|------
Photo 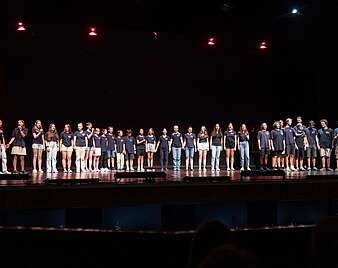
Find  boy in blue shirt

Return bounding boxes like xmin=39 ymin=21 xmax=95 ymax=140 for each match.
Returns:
xmin=318 ymin=119 xmax=333 ymax=171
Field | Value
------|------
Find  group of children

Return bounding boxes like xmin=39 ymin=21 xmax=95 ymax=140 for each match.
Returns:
xmin=0 ymin=117 xmax=337 ymax=174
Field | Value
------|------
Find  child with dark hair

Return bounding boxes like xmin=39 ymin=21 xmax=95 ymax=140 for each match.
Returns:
xmin=155 ymin=128 xmax=171 ymax=171
xmin=74 ymin=122 xmax=88 ymax=173
xmin=116 ymin=130 xmax=126 ymax=171
xmin=210 ymin=124 xmax=223 ymax=171
xmin=184 ymin=126 xmax=197 ymax=171
xmin=318 ymin=119 xmax=333 ymax=171
xmin=100 ymin=129 xmax=109 ymax=172
xmin=305 ymin=120 xmax=319 ymax=170
xmin=224 ymin=123 xmax=237 ymax=171
xmin=85 ymin=122 xmax=94 ymax=172
xmin=8 ymin=120 xmax=28 ymax=173
xmin=107 ymin=126 xmax=116 ymax=171
xmin=145 ymin=128 xmax=156 ymax=170
xmin=295 ymin=122 xmax=308 ymax=171
xmin=284 ymin=118 xmax=297 ymax=171
xmin=257 ymin=123 xmax=271 ymax=171
xmin=92 ymin=128 xmax=101 ymax=172
xmin=32 ymin=120 xmax=45 ymax=173
xmin=125 ymin=129 xmax=136 ymax=171
xmin=271 ymin=121 xmax=285 ymax=170
xmin=45 ymin=123 xmax=59 ymax=173
xmin=136 ymin=129 xmax=146 ymax=171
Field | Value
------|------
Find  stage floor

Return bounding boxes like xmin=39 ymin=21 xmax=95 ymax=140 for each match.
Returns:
xmin=0 ymin=168 xmax=337 ymax=187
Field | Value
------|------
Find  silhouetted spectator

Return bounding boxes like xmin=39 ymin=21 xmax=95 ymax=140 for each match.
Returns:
xmin=188 ymin=220 xmax=231 ymax=268
xmin=199 ymin=244 xmax=256 ymax=268
xmin=313 ymin=217 xmax=338 ymax=268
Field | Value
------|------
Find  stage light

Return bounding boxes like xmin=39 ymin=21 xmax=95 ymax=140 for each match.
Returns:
xmin=208 ymin=37 xmax=216 ymax=46
xmin=88 ymin=27 xmax=97 ymax=36
xmin=16 ymin=21 xmax=26 ymax=31
xmin=259 ymin=41 xmax=267 ymax=49
xmin=291 ymin=8 xmax=298 ymax=14
xmin=153 ymin=31 xmax=159 ymax=40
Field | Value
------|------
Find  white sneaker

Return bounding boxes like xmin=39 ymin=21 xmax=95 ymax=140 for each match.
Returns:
xmin=216 ymin=168 xmax=220 ymax=171
xmin=141 ymin=168 xmax=145 ymax=172
xmin=38 ymin=169 xmax=43 ymax=173
xmin=240 ymin=167 xmax=244 ymax=171
xmin=68 ymin=169 xmax=72 ymax=173
xmin=231 ymin=168 xmax=235 ymax=171
xmin=247 ymin=167 xmax=251 ymax=171
xmin=63 ymin=169 xmax=68 ymax=173
xmin=52 ymin=169 xmax=58 ymax=173
xmin=3 ymin=171 xmax=11 ymax=174
xmin=32 ymin=169 xmax=38 ymax=173
xmin=227 ymin=167 xmax=230 ymax=171
xmin=126 ymin=167 xmax=130 ymax=171
xmin=47 ymin=169 xmax=52 ymax=173
xmin=130 ymin=167 xmax=135 ymax=171
xmin=76 ymin=169 xmax=81 ymax=173
xmin=100 ymin=168 xmax=104 ymax=172
xmin=81 ymin=169 xmax=86 ymax=173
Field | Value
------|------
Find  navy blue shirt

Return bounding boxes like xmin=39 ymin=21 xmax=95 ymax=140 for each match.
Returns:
xmin=60 ymin=132 xmax=73 ymax=147
xmin=11 ymin=128 xmax=28 ymax=147
xmin=92 ymin=135 xmax=101 ymax=148
xmin=86 ymin=129 xmax=94 ymax=147
xmin=211 ymin=133 xmax=222 ymax=146
xmin=284 ymin=127 xmax=296 ymax=145
xmin=32 ymin=128 xmax=44 ymax=145
xmin=115 ymin=136 xmax=125 ymax=153
xmin=334 ymin=128 xmax=338 ymax=147
xmin=257 ymin=130 xmax=270 ymax=149
xmin=184 ymin=133 xmax=196 ymax=148
xmin=107 ymin=134 xmax=116 ymax=150
xmin=318 ymin=128 xmax=333 ymax=149
xmin=136 ymin=135 xmax=146 ymax=150
xmin=100 ymin=135 xmax=108 ymax=152
xmin=198 ymin=133 xmax=208 ymax=143
xmin=146 ymin=135 xmax=156 ymax=144
xmin=74 ymin=131 xmax=87 ymax=147
xmin=125 ymin=136 xmax=136 ymax=154
xmin=305 ymin=128 xmax=318 ymax=148
xmin=224 ymin=131 xmax=236 ymax=148
xmin=45 ymin=132 xmax=58 ymax=142
xmin=171 ymin=133 xmax=183 ymax=148
xmin=238 ymin=132 xmax=249 ymax=143
xmin=271 ymin=129 xmax=284 ymax=151
xmin=159 ymin=135 xmax=170 ymax=150
xmin=295 ymin=127 xmax=306 ymax=148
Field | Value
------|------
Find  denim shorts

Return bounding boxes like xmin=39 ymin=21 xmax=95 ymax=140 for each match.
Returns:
xmin=107 ymin=149 xmax=116 ymax=158
xmin=32 ymin=143 xmax=44 ymax=150
xmin=185 ymin=147 xmax=195 ymax=158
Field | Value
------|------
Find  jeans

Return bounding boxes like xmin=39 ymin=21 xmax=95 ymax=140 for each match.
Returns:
xmin=75 ymin=147 xmax=86 ymax=172
xmin=172 ymin=147 xmax=181 ymax=170
xmin=100 ymin=151 xmax=108 ymax=169
xmin=0 ymin=145 xmax=8 ymax=172
xmin=211 ymin=145 xmax=221 ymax=170
xmin=160 ymin=149 xmax=168 ymax=169
xmin=240 ymin=141 xmax=250 ymax=168
xmin=185 ymin=147 xmax=195 ymax=158
xmin=47 ymin=141 xmax=58 ymax=172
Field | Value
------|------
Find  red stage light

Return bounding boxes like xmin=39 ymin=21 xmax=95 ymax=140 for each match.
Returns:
xmin=89 ymin=27 xmax=97 ymax=36
xmin=208 ymin=37 xmax=215 ymax=46
xmin=259 ymin=41 xmax=267 ymax=49
xmin=17 ymin=21 xmax=26 ymax=31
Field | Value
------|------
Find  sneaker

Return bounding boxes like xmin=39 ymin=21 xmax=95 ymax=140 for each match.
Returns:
xmin=286 ymin=168 xmax=290 ymax=171
xmin=306 ymin=167 xmax=311 ymax=171
xmin=63 ymin=169 xmax=68 ymax=173
xmin=240 ymin=167 xmax=244 ymax=171
xmin=32 ymin=169 xmax=38 ymax=173
xmin=38 ymin=169 xmax=43 ymax=173
xmin=100 ymin=168 xmax=104 ymax=172
xmin=231 ymin=168 xmax=235 ymax=171
xmin=291 ymin=167 xmax=297 ymax=171
xmin=216 ymin=168 xmax=220 ymax=171
xmin=81 ymin=169 xmax=87 ymax=173
xmin=3 ymin=171 xmax=11 ymax=174
xmin=47 ymin=169 xmax=52 ymax=173
xmin=76 ymin=169 xmax=81 ymax=173
xmin=137 ymin=168 xmax=141 ymax=171
xmin=130 ymin=167 xmax=135 ymax=171
xmin=227 ymin=167 xmax=230 ymax=171
xmin=320 ymin=168 xmax=326 ymax=171
xmin=259 ymin=167 xmax=265 ymax=171
xmin=312 ymin=167 xmax=318 ymax=171
xmin=247 ymin=167 xmax=251 ymax=171
xmin=327 ymin=168 xmax=333 ymax=171
xmin=52 ymin=169 xmax=58 ymax=173
xmin=68 ymin=169 xmax=72 ymax=173
xmin=141 ymin=168 xmax=145 ymax=172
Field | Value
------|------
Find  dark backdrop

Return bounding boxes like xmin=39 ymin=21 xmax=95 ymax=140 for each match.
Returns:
xmin=0 ymin=0 xmax=337 ymax=135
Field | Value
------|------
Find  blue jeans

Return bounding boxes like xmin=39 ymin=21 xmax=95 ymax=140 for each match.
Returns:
xmin=172 ymin=147 xmax=181 ymax=170
xmin=240 ymin=141 xmax=250 ymax=168
xmin=211 ymin=145 xmax=221 ymax=170
xmin=160 ymin=149 xmax=169 ymax=169
xmin=185 ymin=147 xmax=195 ymax=158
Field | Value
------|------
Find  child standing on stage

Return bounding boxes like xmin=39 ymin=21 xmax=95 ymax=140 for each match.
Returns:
xmin=60 ymin=124 xmax=74 ymax=173
xmin=271 ymin=121 xmax=285 ymax=170
xmin=107 ymin=126 xmax=116 ymax=171
xmin=0 ymin=120 xmax=10 ymax=174
xmin=334 ymin=121 xmax=338 ymax=171
xmin=171 ymin=125 xmax=184 ymax=171
xmin=279 ymin=119 xmax=286 ymax=168
xmin=305 ymin=120 xmax=319 ymax=171
xmin=85 ymin=122 xmax=94 ymax=172
xmin=284 ymin=118 xmax=297 ymax=171
xmin=74 ymin=123 xmax=88 ymax=173
xmin=238 ymin=124 xmax=250 ymax=171
xmin=210 ymin=124 xmax=223 ymax=171
xmin=295 ymin=122 xmax=308 ymax=171
xmin=155 ymin=128 xmax=171 ymax=171
xmin=8 ymin=120 xmax=28 ymax=173
xmin=116 ymin=130 xmax=126 ymax=170
xmin=224 ymin=123 xmax=237 ymax=171
xmin=145 ymin=128 xmax=156 ymax=170
xmin=318 ymin=119 xmax=333 ymax=171
xmin=184 ymin=126 xmax=197 ymax=171
xmin=125 ymin=129 xmax=136 ymax=171
xmin=92 ymin=128 xmax=101 ymax=172
xmin=136 ymin=129 xmax=146 ymax=171
xmin=100 ymin=129 xmax=109 ymax=172
xmin=197 ymin=126 xmax=209 ymax=171
xmin=257 ymin=123 xmax=271 ymax=171
xmin=45 ymin=123 xmax=59 ymax=173
xmin=32 ymin=120 xmax=44 ymax=173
